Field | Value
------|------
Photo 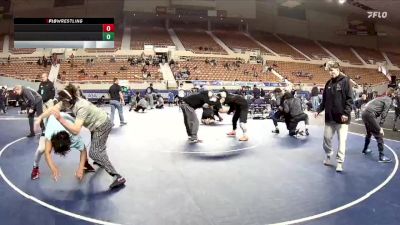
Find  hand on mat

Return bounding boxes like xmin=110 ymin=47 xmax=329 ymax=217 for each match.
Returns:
xmin=341 ymin=115 xmax=348 ymax=123
xmin=75 ymin=168 xmax=84 ymax=181
xmin=51 ymin=166 xmax=60 ymax=181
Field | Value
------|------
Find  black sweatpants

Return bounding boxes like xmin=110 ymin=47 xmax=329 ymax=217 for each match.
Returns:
xmin=394 ymin=108 xmax=400 ymax=129
xmin=362 ymin=111 xmax=384 ymax=154
xmin=286 ymin=113 xmax=309 ymax=132
xmin=180 ymin=102 xmax=199 ymax=139
xmin=232 ymin=105 xmax=248 ymax=130
xmin=28 ymin=101 xmax=44 ymax=134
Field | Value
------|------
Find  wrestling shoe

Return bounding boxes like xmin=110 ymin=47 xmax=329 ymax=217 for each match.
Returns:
xmin=379 ymin=155 xmax=392 ymax=163
xmin=362 ymin=148 xmax=372 ymax=155
xmin=336 ymin=163 xmax=343 ymax=172
xmin=239 ymin=136 xmax=249 ymax=141
xmin=110 ymin=176 xmax=126 ymax=189
xmin=31 ymin=167 xmax=40 ymax=180
xmin=120 ymin=121 xmax=127 ymax=126
xmin=305 ymin=128 xmax=309 ymax=136
xmin=272 ymin=128 xmax=280 ymax=134
xmin=393 ymin=128 xmax=398 ymax=132
xmin=27 ymin=133 xmax=35 ymax=138
xmin=227 ymin=131 xmax=236 ymax=137
xmin=189 ymin=138 xmax=202 ymax=143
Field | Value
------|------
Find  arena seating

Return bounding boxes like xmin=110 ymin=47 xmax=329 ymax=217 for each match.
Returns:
xmin=272 ymin=61 xmax=328 ymax=84
xmin=212 ymin=31 xmax=268 ymax=54
xmin=58 ymin=60 xmax=162 ymax=82
xmin=0 ymin=62 xmax=51 ymax=80
xmin=171 ymin=58 xmax=280 ymax=82
xmin=386 ymin=52 xmax=400 ymax=67
xmin=170 ymin=20 xmax=208 ymax=30
xmin=319 ymin=41 xmax=363 ymax=64
xmin=174 ymin=30 xmax=227 ymax=54
xmin=342 ymin=67 xmax=388 ymax=85
xmin=251 ymin=31 xmax=306 ymax=60
xmin=352 ymin=47 xmax=386 ymax=64
xmin=0 ymin=35 xmax=4 ymax=52
xmin=279 ymin=35 xmax=330 ymax=60
xmin=131 ymin=27 xmax=175 ymax=50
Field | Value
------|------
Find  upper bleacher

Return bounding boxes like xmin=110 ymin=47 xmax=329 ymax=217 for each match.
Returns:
xmin=319 ymin=41 xmax=363 ymax=65
xmin=278 ymin=35 xmax=330 ymax=60
xmin=174 ymin=30 xmax=227 ymax=54
xmin=213 ymin=31 xmax=268 ymax=54
xmin=352 ymin=46 xmax=386 ymax=64
xmin=131 ymin=27 xmax=175 ymax=50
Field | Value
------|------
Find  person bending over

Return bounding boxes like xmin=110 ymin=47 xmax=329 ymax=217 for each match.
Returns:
xmin=283 ymin=93 xmax=309 ymax=136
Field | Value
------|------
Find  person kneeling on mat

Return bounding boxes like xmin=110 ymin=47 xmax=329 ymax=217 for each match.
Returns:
xmin=134 ymin=96 xmax=149 ymax=112
xmin=35 ymin=84 xmax=126 ymax=189
xmin=31 ymin=112 xmax=95 ymax=181
xmin=361 ymin=88 xmax=395 ymax=163
xmin=155 ymin=94 xmax=164 ymax=109
xmin=218 ymin=91 xmax=249 ymax=141
xmin=283 ymin=93 xmax=309 ymax=136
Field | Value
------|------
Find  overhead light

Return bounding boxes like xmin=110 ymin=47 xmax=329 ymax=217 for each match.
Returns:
xmin=338 ymin=0 xmax=346 ymax=4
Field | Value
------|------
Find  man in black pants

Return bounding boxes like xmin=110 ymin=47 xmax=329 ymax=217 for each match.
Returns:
xmin=13 ymin=85 xmax=44 ymax=137
xmin=219 ymin=92 xmax=249 ymax=141
xmin=181 ymin=91 xmax=215 ymax=143
xmin=361 ymin=88 xmax=395 ymax=163
xmin=283 ymin=93 xmax=309 ymax=136
xmin=354 ymin=94 xmax=367 ymax=120
xmin=37 ymin=73 xmax=55 ymax=109
xmin=393 ymin=91 xmax=400 ymax=132
xmin=0 ymin=87 xmax=7 ymax=114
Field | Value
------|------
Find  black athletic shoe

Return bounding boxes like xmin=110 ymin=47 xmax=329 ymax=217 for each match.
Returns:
xmin=272 ymin=129 xmax=280 ymax=134
xmin=378 ymin=155 xmax=392 ymax=163
xmin=120 ymin=122 xmax=127 ymax=126
xmin=362 ymin=149 xmax=372 ymax=155
xmin=110 ymin=176 xmax=126 ymax=189
xmin=305 ymin=129 xmax=309 ymax=136
xmin=27 ymin=133 xmax=35 ymax=138
xmin=393 ymin=128 xmax=398 ymax=132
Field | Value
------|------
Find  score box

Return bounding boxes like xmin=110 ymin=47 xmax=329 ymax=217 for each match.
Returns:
xmin=102 ymin=32 xmax=115 ymax=41
xmin=102 ymin=24 xmax=115 ymax=32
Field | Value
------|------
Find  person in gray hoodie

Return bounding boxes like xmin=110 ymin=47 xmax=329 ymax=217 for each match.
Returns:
xmin=283 ymin=93 xmax=309 ymax=136
xmin=361 ymin=88 xmax=395 ymax=163
xmin=13 ymin=85 xmax=44 ymax=137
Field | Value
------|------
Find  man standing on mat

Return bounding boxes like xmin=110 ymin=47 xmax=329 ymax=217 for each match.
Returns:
xmin=315 ymin=61 xmax=353 ymax=172
xmin=31 ymin=109 xmax=95 ymax=180
xmin=361 ymin=88 xmax=395 ymax=163
xmin=109 ymin=78 xmax=127 ymax=126
xmin=36 ymin=84 xmax=126 ymax=189
xmin=218 ymin=91 xmax=249 ymax=141
xmin=181 ymin=90 xmax=215 ymax=143
xmin=13 ymin=85 xmax=45 ymax=137
xmin=38 ymin=73 xmax=55 ymax=110
xmin=393 ymin=90 xmax=400 ymax=132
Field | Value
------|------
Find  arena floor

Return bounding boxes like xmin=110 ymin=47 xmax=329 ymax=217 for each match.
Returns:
xmin=0 ymin=106 xmax=399 ymax=225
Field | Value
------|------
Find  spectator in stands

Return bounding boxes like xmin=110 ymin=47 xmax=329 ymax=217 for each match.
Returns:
xmin=310 ymin=84 xmax=319 ymax=112
xmin=38 ymin=73 xmax=55 ymax=110
xmin=354 ymin=94 xmax=367 ymax=120
xmin=316 ymin=61 xmax=353 ymax=172
xmin=109 ymin=78 xmax=127 ymax=126
xmin=7 ymin=55 xmax=11 ymax=64
xmin=13 ymin=85 xmax=45 ymax=137
xmin=361 ymin=88 xmax=395 ymax=163
xmin=260 ymin=88 xmax=265 ymax=97
xmin=146 ymin=83 xmax=155 ymax=109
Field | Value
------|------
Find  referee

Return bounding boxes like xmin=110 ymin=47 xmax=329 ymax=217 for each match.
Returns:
xmin=38 ymin=73 xmax=55 ymax=108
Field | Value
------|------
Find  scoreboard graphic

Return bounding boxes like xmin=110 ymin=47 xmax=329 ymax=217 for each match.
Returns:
xmin=14 ymin=18 xmax=115 ymax=48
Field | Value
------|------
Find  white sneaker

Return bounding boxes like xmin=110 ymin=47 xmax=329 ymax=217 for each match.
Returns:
xmin=336 ymin=163 xmax=343 ymax=172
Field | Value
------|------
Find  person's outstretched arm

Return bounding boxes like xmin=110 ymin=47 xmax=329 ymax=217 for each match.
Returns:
xmin=44 ymin=139 xmax=60 ymax=181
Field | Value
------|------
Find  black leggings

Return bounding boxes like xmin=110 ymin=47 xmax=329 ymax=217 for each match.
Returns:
xmin=362 ymin=111 xmax=384 ymax=154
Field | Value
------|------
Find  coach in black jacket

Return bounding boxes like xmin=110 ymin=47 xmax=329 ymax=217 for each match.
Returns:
xmin=14 ymin=85 xmax=45 ymax=137
xmin=316 ymin=61 xmax=353 ymax=172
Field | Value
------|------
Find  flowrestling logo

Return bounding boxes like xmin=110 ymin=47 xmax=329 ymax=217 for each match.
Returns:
xmin=367 ymin=11 xmax=388 ymax=19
